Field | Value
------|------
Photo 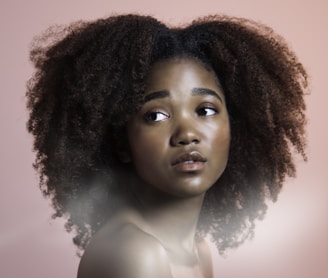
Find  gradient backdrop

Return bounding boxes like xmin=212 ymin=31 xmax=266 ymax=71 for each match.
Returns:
xmin=1 ymin=0 xmax=327 ymax=277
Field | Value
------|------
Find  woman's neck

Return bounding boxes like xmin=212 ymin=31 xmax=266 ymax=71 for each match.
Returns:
xmin=132 ymin=185 xmax=205 ymax=258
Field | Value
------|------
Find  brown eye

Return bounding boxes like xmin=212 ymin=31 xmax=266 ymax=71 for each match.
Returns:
xmin=197 ymin=107 xmax=218 ymax=116
xmin=144 ymin=111 xmax=169 ymax=122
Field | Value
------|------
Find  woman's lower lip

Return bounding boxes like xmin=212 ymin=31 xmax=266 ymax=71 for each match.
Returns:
xmin=173 ymin=161 xmax=205 ymax=172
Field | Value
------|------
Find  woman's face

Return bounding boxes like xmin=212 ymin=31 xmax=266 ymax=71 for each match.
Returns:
xmin=127 ymin=57 xmax=230 ymax=198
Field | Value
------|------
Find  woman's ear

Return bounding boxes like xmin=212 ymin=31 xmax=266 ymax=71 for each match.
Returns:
xmin=116 ymin=138 xmax=132 ymax=163
xmin=117 ymin=149 xmax=131 ymax=163
xmin=114 ymin=130 xmax=132 ymax=163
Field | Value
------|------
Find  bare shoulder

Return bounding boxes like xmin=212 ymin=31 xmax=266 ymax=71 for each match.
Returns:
xmin=196 ymin=238 xmax=213 ymax=278
xmin=78 ymin=223 xmax=173 ymax=278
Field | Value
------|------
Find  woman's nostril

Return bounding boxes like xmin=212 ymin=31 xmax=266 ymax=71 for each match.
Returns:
xmin=171 ymin=130 xmax=200 ymax=146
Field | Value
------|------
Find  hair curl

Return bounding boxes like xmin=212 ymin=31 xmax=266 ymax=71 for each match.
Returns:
xmin=26 ymin=14 xmax=307 ymax=254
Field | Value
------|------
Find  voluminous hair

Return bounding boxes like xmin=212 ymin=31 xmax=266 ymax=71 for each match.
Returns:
xmin=26 ymin=14 xmax=307 ymax=254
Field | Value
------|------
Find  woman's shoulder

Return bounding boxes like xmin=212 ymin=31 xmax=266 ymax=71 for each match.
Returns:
xmin=78 ymin=218 xmax=173 ymax=278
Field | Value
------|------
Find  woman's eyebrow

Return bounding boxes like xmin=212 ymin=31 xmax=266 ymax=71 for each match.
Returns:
xmin=144 ymin=88 xmax=223 ymax=103
xmin=192 ymin=88 xmax=223 ymax=103
xmin=144 ymin=90 xmax=169 ymax=103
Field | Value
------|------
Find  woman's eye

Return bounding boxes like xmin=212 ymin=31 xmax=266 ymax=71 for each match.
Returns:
xmin=197 ymin=107 xmax=218 ymax=116
xmin=144 ymin=111 xmax=169 ymax=122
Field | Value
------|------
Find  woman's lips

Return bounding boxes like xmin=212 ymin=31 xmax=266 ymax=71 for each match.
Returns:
xmin=172 ymin=151 xmax=207 ymax=172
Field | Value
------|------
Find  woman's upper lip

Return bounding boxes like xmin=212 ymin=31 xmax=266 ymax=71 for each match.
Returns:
xmin=172 ymin=151 xmax=207 ymax=166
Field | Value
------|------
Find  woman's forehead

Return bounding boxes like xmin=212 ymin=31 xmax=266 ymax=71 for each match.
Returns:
xmin=145 ymin=57 xmax=223 ymax=94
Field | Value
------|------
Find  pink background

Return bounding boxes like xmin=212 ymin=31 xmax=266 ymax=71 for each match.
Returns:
xmin=1 ymin=0 xmax=327 ymax=277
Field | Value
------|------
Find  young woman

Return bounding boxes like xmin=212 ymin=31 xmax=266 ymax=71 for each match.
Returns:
xmin=26 ymin=14 xmax=307 ymax=278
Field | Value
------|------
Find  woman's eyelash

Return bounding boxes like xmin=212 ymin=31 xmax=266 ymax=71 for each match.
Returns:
xmin=197 ymin=106 xmax=218 ymax=116
xmin=143 ymin=105 xmax=217 ymax=122
xmin=144 ymin=111 xmax=170 ymax=122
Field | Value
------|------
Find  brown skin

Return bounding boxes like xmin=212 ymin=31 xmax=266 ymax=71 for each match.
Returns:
xmin=127 ymin=57 xmax=230 ymax=198
xmin=77 ymin=57 xmax=230 ymax=278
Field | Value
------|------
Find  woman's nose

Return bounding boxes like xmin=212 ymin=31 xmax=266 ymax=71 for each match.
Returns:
xmin=169 ymin=117 xmax=200 ymax=146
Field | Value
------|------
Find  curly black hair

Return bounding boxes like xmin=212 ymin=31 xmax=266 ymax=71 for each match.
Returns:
xmin=26 ymin=14 xmax=307 ymax=254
